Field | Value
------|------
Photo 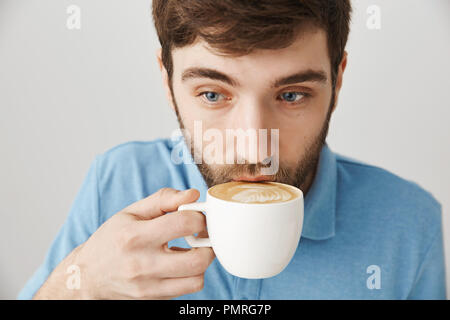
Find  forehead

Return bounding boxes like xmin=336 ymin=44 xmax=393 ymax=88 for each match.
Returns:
xmin=171 ymin=27 xmax=331 ymax=82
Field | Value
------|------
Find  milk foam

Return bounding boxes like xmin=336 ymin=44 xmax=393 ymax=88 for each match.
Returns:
xmin=229 ymin=184 xmax=293 ymax=203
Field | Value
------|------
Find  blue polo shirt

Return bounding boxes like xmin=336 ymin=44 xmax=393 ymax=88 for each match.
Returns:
xmin=18 ymin=138 xmax=446 ymax=299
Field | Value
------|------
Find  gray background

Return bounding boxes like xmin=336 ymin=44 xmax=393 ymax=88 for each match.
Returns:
xmin=0 ymin=0 xmax=449 ymax=299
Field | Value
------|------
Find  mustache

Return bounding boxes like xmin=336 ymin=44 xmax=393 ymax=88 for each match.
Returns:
xmin=197 ymin=161 xmax=292 ymax=186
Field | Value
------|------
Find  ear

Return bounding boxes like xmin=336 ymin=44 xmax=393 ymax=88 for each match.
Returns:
xmin=156 ymin=47 xmax=176 ymax=112
xmin=331 ymin=50 xmax=348 ymax=113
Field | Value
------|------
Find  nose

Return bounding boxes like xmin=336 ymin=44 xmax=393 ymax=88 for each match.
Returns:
xmin=228 ymin=98 xmax=274 ymax=164
xmin=236 ymin=97 xmax=266 ymax=131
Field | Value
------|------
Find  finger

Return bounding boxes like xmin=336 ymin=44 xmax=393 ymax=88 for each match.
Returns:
xmin=143 ymin=209 xmax=207 ymax=245
xmin=167 ymin=246 xmax=191 ymax=252
xmin=118 ymin=210 xmax=206 ymax=250
xmin=123 ymin=188 xmax=200 ymax=220
xmin=162 ymin=243 xmax=190 ymax=252
xmin=197 ymin=229 xmax=209 ymax=238
xmin=156 ymin=274 xmax=205 ymax=297
xmin=156 ymin=247 xmax=216 ymax=278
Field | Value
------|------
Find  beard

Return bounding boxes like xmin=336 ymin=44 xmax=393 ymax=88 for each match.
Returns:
xmin=169 ymin=84 xmax=334 ymax=192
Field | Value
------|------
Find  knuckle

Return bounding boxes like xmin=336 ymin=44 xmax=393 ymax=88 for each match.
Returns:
xmin=192 ymin=212 xmax=206 ymax=228
xmin=123 ymin=257 xmax=142 ymax=280
xmin=191 ymin=276 xmax=205 ymax=293
xmin=144 ymin=257 xmax=159 ymax=278
xmin=130 ymin=283 xmax=148 ymax=299
xmin=116 ymin=225 xmax=139 ymax=251
xmin=205 ymin=248 xmax=216 ymax=262
xmin=157 ymin=187 xmax=173 ymax=199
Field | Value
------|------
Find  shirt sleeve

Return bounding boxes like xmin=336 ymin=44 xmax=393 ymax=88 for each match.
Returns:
xmin=17 ymin=156 xmax=102 ymax=299
xmin=407 ymin=206 xmax=447 ymax=300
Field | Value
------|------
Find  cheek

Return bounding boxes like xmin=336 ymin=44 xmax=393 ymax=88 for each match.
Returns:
xmin=278 ymin=134 xmax=307 ymax=166
xmin=277 ymin=99 xmax=331 ymax=163
xmin=172 ymin=88 xmax=204 ymax=129
xmin=279 ymin=109 xmax=325 ymax=145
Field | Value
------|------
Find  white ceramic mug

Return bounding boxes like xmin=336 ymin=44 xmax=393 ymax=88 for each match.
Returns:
xmin=178 ymin=182 xmax=304 ymax=279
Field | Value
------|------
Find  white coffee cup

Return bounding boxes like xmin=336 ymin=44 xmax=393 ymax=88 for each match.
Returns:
xmin=178 ymin=182 xmax=304 ymax=279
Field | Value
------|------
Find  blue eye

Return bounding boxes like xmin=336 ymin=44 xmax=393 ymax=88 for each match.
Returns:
xmin=280 ymin=92 xmax=306 ymax=102
xmin=201 ymin=91 xmax=223 ymax=102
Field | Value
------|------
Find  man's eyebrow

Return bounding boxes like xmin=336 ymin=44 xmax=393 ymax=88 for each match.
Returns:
xmin=181 ymin=67 xmax=328 ymax=88
xmin=181 ymin=67 xmax=240 ymax=87
xmin=272 ymin=69 xmax=328 ymax=88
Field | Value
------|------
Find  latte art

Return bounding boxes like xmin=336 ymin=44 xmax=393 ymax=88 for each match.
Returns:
xmin=230 ymin=185 xmax=293 ymax=203
xmin=209 ymin=181 xmax=299 ymax=204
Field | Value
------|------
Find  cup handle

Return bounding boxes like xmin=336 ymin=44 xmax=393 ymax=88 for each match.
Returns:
xmin=178 ymin=202 xmax=212 ymax=247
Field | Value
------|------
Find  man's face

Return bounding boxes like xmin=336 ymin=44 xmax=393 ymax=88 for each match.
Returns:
xmin=158 ymin=27 xmax=346 ymax=192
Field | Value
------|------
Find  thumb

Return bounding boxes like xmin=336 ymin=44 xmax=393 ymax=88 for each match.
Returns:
xmin=123 ymin=188 xmax=200 ymax=220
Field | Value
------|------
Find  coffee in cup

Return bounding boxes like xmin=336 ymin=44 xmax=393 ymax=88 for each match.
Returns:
xmin=209 ymin=181 xmax=299 ymax=204
xmin=178 ymin=181 xmax=304 ymax=279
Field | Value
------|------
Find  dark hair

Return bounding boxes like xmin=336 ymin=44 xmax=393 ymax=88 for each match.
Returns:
xmin=152 ymin=0 xmax=352 ymax=89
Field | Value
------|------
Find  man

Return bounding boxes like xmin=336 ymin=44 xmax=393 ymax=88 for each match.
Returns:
xmin=19 ymin=0 xmax=446 ymax=299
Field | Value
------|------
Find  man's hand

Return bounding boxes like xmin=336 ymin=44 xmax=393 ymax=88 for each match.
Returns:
xmin=33 ymin=188 xmax=215 ymax=300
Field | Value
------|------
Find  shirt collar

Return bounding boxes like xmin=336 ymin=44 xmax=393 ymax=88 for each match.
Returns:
xmin=301 ymin=142 xmax=337 ymax=240
xmin=178 ymin=138 xmax=337 ymax=241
